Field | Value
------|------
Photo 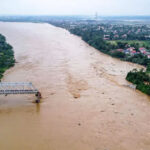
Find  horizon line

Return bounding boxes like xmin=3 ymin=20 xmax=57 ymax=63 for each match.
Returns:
xmin=0 ymin=14 xmax=150 ymax=17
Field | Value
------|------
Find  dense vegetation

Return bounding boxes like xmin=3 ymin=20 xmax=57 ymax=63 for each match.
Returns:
xmin=0 ymin=34 xmax=15 ymax=80
xmin=126 ymin=66 xmax=150 ymax=95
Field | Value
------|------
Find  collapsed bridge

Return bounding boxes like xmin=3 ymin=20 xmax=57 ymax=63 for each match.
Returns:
xmin=0 ymin=82 xmax=41 ymax=103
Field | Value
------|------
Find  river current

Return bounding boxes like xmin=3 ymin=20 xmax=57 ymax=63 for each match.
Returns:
xmin=0 ymin=22 xmax=150 ymax=150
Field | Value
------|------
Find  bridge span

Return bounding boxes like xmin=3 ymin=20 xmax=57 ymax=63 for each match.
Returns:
xmin=0 ymin=82 xmax=41 ymax=103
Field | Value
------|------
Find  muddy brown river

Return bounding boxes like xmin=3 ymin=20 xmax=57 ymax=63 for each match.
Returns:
xmin=0 ymin=22 xmax=150 ymax=150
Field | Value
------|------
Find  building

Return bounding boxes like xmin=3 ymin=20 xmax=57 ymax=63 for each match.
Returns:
xmin=147 ymin=55 xmax=150 ymax=59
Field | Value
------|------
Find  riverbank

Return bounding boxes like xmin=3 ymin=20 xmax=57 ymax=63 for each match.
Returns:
xmin=0 ymin=34 xmax=15 ymax=80
xmin=0 ymin=22 xmax=150 ymax=150
xmin=126 ymin=67 xmax=150 ymax=95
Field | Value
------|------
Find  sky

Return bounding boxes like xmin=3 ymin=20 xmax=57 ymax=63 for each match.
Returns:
xmin=0 ymin=0 xmax=150 ymax=16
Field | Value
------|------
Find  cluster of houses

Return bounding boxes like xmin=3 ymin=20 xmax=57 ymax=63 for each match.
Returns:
xmin=116 ymin=47 xmax=150 ymax=58
xmin=101 ymin=24 xmax=150 ymax=41
xmin=103 ymin=34 xmax=128 ymax=40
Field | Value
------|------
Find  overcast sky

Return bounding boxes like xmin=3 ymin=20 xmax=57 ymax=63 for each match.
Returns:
xmin=0 ymin=0 xmax=150 ymax=16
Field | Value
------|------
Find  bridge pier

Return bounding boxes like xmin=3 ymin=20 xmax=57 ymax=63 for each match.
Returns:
xmin=35 ymin=92 xmax=42 ymax=103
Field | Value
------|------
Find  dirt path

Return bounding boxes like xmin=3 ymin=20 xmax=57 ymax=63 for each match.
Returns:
xmin=0 ymin=22 xmax=150 ymax=150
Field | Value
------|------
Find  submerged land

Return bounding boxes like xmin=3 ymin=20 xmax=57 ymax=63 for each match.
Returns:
xmin=0 ymin=16 xmax=150 ymax=150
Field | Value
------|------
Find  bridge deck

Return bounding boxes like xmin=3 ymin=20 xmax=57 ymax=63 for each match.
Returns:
xmin=0 ymin=82 xmax=39 ymax=95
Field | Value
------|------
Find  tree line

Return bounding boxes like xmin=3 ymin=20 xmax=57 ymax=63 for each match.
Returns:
xmin=0 ymin=34 xmax=15 ymax=80
xmin=126 ymin=66 xmax=150 ymax=95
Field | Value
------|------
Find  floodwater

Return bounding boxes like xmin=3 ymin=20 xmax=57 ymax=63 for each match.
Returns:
xmin=0 ymin=22 xmax=150 ymax=150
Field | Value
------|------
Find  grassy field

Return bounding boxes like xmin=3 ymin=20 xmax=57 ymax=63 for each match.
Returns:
xmin=108 ymin=40 xmax=150 ymax=50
